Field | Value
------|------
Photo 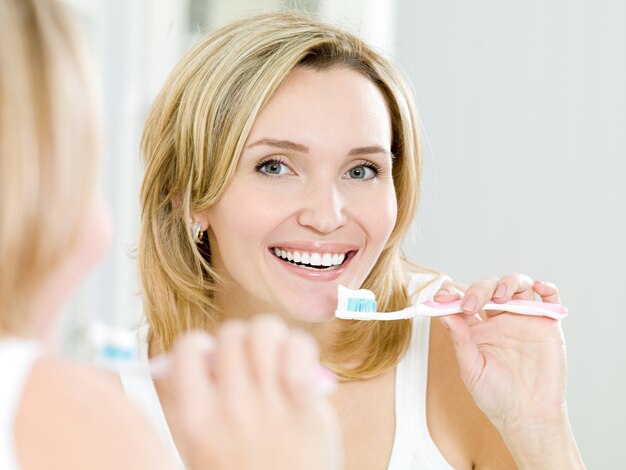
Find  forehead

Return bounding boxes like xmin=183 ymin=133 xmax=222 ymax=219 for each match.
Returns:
xmin=246 ymin=66 xmax=392 ymax=147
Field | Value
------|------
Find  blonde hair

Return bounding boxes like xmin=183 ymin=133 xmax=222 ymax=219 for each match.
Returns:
xmin=0 ymin=0 xmax=99 ymax=335
xmin=140 ymin=12 xmax=433 ymax=379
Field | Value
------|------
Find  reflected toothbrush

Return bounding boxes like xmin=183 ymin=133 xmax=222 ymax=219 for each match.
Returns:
xmin=335 ymin=284 xmax=568 ymax=321
xmin=89 ymin=321 xmax=337 ymax=394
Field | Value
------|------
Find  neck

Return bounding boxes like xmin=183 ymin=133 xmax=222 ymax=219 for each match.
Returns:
xmin=26 ymin=256 xmax=86 ymax=344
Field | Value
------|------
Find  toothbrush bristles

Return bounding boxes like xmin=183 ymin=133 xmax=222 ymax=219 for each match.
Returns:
xmin=346 ymin=297 xmax=377 ymax=313
xmin=337 ymin=284 xmax=378 ymax=313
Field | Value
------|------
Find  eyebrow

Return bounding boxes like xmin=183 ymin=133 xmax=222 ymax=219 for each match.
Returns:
xmin=246 ymin=138 xmax=392 ymax=157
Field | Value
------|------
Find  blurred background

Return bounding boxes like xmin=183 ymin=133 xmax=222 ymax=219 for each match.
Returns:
xmin=59 ymin=0 xmax=625 ymax=467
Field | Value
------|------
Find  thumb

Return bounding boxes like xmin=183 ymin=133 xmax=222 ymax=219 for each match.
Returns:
xmin=439 ymin=314 xmax=483 ymax=387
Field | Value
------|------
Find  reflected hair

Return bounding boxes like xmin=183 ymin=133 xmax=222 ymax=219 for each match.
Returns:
xmin=140 ymin=11 xmax=434 ymax=379
xmin=0 ymin=0 xmax=99 ymax=334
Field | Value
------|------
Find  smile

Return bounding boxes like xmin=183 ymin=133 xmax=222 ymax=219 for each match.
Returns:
xmin=271 ymin=247 xmax=353 ymax=271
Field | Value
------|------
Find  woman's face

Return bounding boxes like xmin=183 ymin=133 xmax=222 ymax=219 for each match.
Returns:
xmin=203 ymin=66 xmax=397 ymax=323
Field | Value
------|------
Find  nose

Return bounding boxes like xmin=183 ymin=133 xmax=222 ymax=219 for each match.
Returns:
xmin=297 ymin=182 xmax=347 ymax=234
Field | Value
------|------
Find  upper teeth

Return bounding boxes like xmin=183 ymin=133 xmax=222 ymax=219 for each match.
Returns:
xmin=273 ymin=248 xmax=346 ymax=267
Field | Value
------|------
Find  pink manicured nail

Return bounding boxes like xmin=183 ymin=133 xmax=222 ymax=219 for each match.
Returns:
xmin=494 ymin=285 xmax=507 ymax=298
xmin=462 ymin=296 xmax=477 ymax=312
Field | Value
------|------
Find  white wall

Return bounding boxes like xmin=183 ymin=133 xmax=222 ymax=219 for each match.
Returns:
xmin=395 ymin=1 xmax=626 ymax=467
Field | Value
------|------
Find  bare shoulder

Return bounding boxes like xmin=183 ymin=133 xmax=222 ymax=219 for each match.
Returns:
xmin=15 ymin=355 xmax=172 ymax=470
xmin=426 ymin=319 xmax=518 ymax=469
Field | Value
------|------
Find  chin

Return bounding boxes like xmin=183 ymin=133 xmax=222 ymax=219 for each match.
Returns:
xmin=281 ymin=293 xmax=338 ymax=324
xmin=293 ymin=309 xmax=337 ymax=323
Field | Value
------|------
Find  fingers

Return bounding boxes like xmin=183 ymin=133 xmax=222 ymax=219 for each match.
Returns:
xmin=247 ymin=316 xmax=326 ymax=412
xmin=493 ymin=273 xmax=534 ymax=302
xmin=248 ymin=315 xmax=289 ymax=400
xmin=435 ymin=280 xmax=481 ymax=326
xmin=434 ymin=280 xmax=466 ymax=302
xmin=168 ymin=331 xmax=216 ymax=436
xmin=460 ymin=277 xmax=498 ymax=314
xmin=215 ymin=320 xmax=256 ymax=423
xmin=201 ymin=316 xmax=324 ymax=415
xmin=282 ymin=329 xmax=321 ymax=409
xmin=450 ymin=273 xmax=562 ymax=322
xmin=166 ymin=317 xmax=338 ymax=470
xmin=533 ymin=280 xmax=561 ymax=304
xmin=460 ymin=273 xmax=535 ymax=316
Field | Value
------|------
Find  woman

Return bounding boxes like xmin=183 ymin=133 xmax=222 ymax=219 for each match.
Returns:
xmin=133 ymin=11 xmax=585 ymax=469
xmin=0 ymin=1 xmax=339 ymax=469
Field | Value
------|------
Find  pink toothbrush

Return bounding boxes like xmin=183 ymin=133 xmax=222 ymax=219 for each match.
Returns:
xmin=335 ymin=285 xmax=568 ymax=321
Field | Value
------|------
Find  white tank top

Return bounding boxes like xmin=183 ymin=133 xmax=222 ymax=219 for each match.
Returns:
xmin=120 ymin=272 xmax=455 ymax=469
xmin=387 ymin=273 xmax=456 ymax=469
xmin=0 ymin=338 xmax=43 ymax=470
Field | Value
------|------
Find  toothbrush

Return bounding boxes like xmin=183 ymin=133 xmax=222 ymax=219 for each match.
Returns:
xmin=89 ymin=321 xmax=337 ymax=394
xmin=144 ymin=352 xmax=336 ymax=394
xmin=335 ymin=285 xmax=568 ymax=321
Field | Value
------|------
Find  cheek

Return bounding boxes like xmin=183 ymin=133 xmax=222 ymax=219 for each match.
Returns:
xmin=209 ymin=185 xmax=284 ymax=259
xmin=357 ymin=185 xmax=398 ymax=247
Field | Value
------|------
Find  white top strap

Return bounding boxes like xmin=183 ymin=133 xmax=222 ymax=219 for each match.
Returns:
xmin=0 ymin=338 xmax=43 ymax=470
xmin=387 ymin=273 xmax=455 ymax=470
xmin=118 ymin=326 xmax=185 ymax=469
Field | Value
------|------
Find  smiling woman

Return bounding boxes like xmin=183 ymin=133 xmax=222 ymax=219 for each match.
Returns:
xmin=139 ymin=13 xmax=420 ymax=379
xmin=198 ymin=67 xmax=398 ymax=325
xmin=134 ymin=11 xmax=585 ymax=470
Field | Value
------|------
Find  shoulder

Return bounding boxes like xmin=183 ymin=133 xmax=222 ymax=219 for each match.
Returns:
xmin=15 ymin=355 xmax=172 ymax=470
xmin=426 ymin=318 xmax=518 ymax=469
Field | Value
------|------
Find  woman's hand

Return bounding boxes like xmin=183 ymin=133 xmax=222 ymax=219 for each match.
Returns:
xmin=164 ymin=316 xmax=342 ymax=470
xmin=435 ymin=274 xmax=584 ymax=468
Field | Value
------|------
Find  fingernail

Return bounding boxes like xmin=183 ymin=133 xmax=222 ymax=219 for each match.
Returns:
xmin=435 ymin=289 xmax=450 ymax=297
xmin=494 ymin=285 xmax=507 ymax=298
xmin=462 ymin=296 xmax=477 ymax=312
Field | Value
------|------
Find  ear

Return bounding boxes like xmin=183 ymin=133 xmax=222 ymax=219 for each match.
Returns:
xmin=190 ymin=210 xmax=209 ymax=232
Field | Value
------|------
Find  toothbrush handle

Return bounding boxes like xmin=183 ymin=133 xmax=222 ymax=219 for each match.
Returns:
xmin=415 ymin=299 xmax=568 ymax=320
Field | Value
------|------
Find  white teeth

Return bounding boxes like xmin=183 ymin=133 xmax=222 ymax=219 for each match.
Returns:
xmin=272 ymin=247 xmax=350 ymax=268
xmin=309 ymin=253 xmax=322 ymax=266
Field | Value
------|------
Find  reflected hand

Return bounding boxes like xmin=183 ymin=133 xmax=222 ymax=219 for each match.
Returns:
xmin=165 ymin=316 xmax=342 ymax=470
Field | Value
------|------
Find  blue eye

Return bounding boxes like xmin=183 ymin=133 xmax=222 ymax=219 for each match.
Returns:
xmin=344 ymin=164 xmax=378 ymax=180
xmin=256 ymin=159 xmax=289 ymax=176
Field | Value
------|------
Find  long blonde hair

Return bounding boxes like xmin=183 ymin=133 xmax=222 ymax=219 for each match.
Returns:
xmin=0 ymin=0 xmax=99 ymax=335
xmin=140 ymin=12 xmax=432 ymax=379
